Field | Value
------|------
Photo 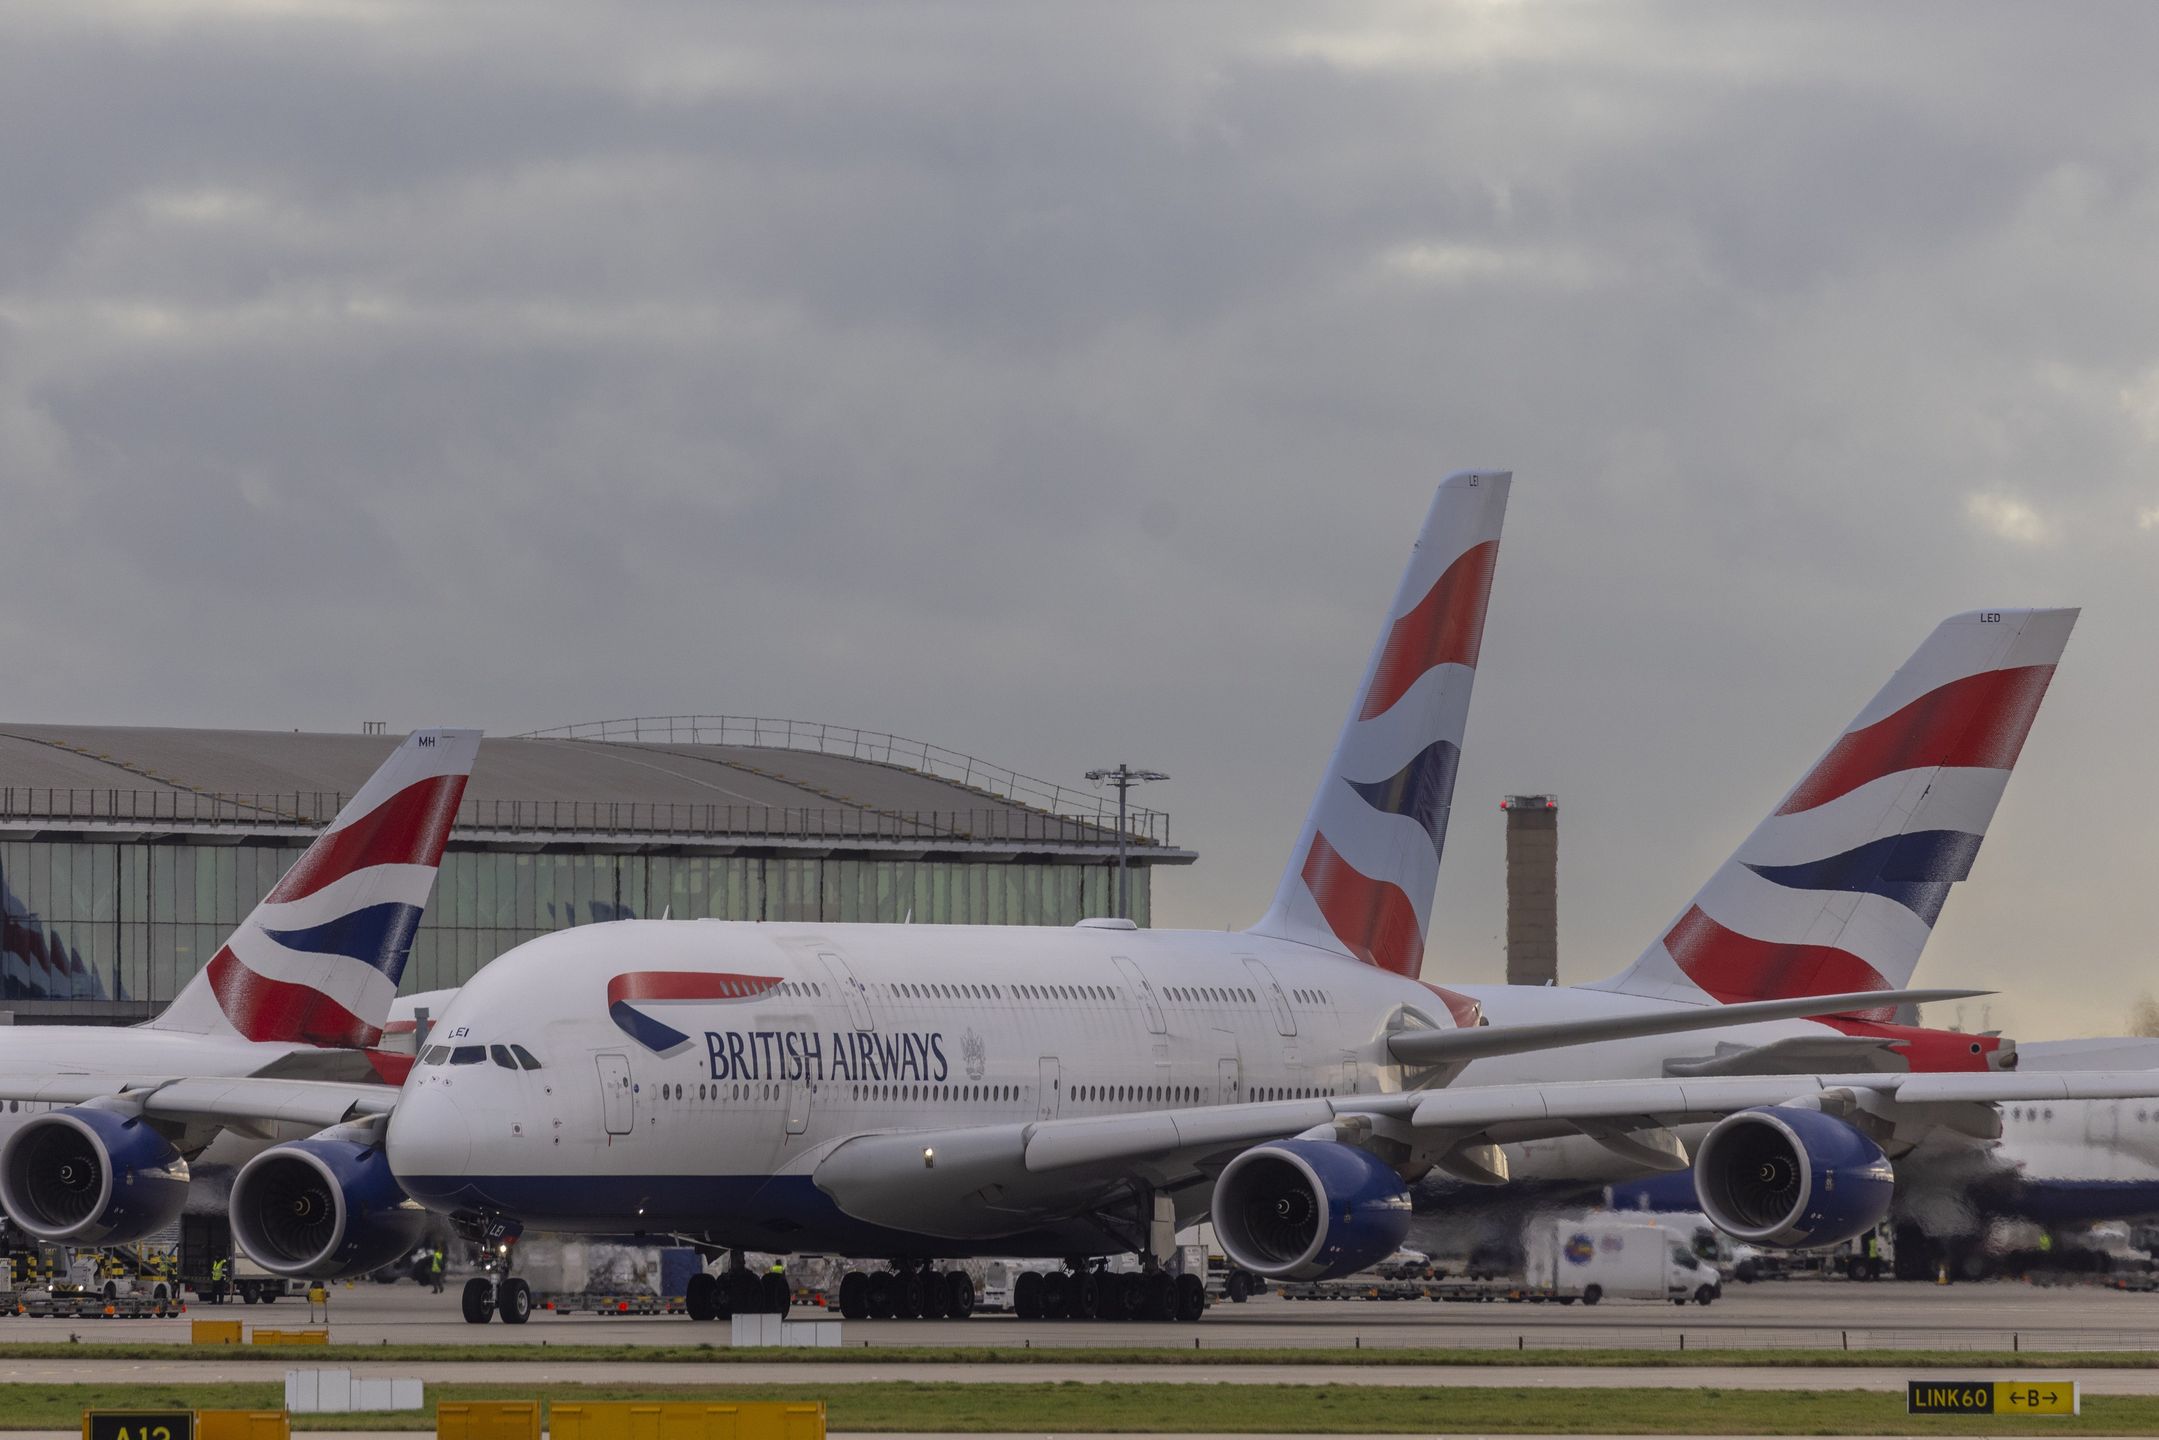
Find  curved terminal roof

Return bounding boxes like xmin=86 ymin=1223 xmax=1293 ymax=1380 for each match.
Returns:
xmin=0 ymin=724 xmax=1190 ymax=863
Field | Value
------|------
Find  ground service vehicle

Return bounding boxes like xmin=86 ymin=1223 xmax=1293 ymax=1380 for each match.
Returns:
xmin=1524 ymin=1216 xmax=1721 ymax=1305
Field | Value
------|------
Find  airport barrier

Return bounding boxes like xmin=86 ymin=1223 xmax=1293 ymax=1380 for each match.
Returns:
xmin=284 ymin=1372 xmax=424 ymax=1414
xmin=552 ymin=1402 xmax=826 ymax=1440
xmin=437 ymin=1401 xmax=541 ymax=1440
xmin=190 ymin=1321 xmax=243 ymax=1346
xmin=249 ymin=1329 xmax=328 ymax=1347
xmin=196 ymin=1412 xmax=290 ymax=1440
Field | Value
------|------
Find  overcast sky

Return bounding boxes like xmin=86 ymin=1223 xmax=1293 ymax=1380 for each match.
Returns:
xmin=3 ymin=2 xmax=2155 ymax=1038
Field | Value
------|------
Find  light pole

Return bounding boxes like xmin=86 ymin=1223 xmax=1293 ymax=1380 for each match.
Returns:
xmin=1085 ymin=763 xmax=1168 ymax=920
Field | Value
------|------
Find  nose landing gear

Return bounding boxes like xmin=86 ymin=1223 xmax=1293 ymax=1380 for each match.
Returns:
xmin=458 ymin=1274 xmax=531 ymax=1324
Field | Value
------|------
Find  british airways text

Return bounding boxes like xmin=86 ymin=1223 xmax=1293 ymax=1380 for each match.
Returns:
xmin=704 ymin=1029 xmax=948 ymax=1083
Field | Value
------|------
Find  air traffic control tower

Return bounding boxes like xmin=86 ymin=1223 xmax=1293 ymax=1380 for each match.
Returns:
xmin=1502 ymin=794 xmax=1558 ymax=987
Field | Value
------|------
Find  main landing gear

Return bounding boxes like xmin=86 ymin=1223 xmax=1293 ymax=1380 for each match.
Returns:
xmin=1010 ymin=1261 xmax=1206 ymax=1323
xmin=833 ymin=1260 xmax=977 ymax=1320
xmin=684 ymin=1259 xmax=792 ymax=1322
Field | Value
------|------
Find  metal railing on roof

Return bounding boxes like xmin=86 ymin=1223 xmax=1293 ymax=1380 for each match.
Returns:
xmin=516 ymin=715 xmax=1165 ymax=829
xmin=0 ymin=788 xmax=1169 ymax=847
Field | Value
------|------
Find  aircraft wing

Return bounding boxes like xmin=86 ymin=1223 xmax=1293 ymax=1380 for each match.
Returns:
xmin=812 ymin=1069 xmax=2159 ymax=1238
xmin=0 ymin=1076 xmax=398 ymax=1139
xmin=1386 ymin=988 xmax=1987 ymax=1067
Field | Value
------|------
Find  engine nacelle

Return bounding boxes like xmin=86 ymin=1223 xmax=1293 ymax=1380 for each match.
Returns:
xmin=1212 ymin=1140 xmax=1411 ymax=1282
xmin=0 ymin=1105 xmax=189 ymax=1245
xmin=1693 ymin=1106 xmax=1894 ymax=1249
xmin=230 ymin=1128 xmax=429 ymax=1279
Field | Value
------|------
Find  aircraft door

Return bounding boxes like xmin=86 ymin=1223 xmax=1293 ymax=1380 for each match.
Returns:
xmin=1038 ymin=1057 xmax=1061 ymax=1120
xmin=785 ymin=1077 xmax=813 ymax=1136
xmin=1244 ymin=959 xmax=1296 ymax=1036
xmin=818 ymin=951 xmax=874 ymax=1030
xmin=1111 ymin=956 xmax=1165 ymax=1034
xmin=596 ymin=1053 xmax=634 ymax=1136
xmin=2085 ymin=1100 xmax=2120 ymax=1148
xmin=1217 ymin=1056 xmax=1241 ymax=1105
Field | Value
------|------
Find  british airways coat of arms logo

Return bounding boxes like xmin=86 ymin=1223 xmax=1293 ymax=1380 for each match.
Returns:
xmin=961 ymin=1028 xmax=987 ymax=1081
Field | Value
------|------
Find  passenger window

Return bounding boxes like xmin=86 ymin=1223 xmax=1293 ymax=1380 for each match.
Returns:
xmin=510 ymin=1044 xmax=542 ymax=1070
xmin=450 ymin=1046 xmax=485 ymax=1065
xmin=490 ymin=1045 xmax=517 ymax=1069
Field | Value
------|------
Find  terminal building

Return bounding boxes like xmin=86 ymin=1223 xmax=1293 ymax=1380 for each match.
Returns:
xmin=0 ymin=718 xmax=1193 ymax=1026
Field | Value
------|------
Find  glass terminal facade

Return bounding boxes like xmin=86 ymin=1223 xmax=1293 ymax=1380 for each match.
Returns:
xmin=0 ymin=841 xmax=1152 ymax=1014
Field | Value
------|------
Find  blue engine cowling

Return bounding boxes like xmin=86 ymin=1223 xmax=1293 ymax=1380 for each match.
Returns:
xmin=230 ymin=1129 xmax=429 ymax=1279
xmin=1212 ymin=1140 xmax=1412 ymax=1282
xmin=1693 ymin=1107 xmax=1894 ymax=1249
xmin=0 ymin=1105 xmax=190 ymax=1245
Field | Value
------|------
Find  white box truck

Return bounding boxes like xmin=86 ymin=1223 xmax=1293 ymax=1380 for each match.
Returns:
xmin=1525 ymin=1215 xmax=1722 ymax=1305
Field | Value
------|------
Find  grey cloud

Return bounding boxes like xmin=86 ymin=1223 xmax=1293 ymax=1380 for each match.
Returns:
xmin=1 ymin=0 xmax=2156 ymax=1038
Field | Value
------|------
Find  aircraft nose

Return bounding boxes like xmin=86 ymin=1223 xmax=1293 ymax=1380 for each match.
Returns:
xmin=386 ymin=1082 xmax=472 ymax=1204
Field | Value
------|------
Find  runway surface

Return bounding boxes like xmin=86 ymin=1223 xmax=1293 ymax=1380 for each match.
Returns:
xmin=2 ymin=1358 xmax=2156 ymax=1393
xmin=5 ymin=1280 xmax=2155 ymax=1352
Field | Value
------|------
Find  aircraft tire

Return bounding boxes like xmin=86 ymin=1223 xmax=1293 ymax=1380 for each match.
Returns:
xmin=1074 ymin=1270 xmax=1099 ymax=1319
xmin=1099 ymin=1272 xmax=1129 ymax=1321
xmin=497 ymin=1277 xmax=532 ymax=1324
xmin=1013 ymin=1270 xmax=1043 ymax=1319
xmin=461 ymin=1278 xmax=494 ymax=1324
xmin=1174 ymin=1273 xmax=1206 ymax=1322
xmin=686 ymin=1272 xmax=718 ymax=1321
xmin=896 ymin=1270 xmax=925 ymax=1319
xmin=838 ymin=1271 xmax=869 ymax=1319
xmin=762 ymin=1273 xmax=791 ymax=1316
xmin=867 ymin=1271 xmax=895 ymax=1318
xmin=1040 ymin=1269 xmax=1070 ymax=1319
xmin=1146 ymin=1272 xmax=1175 ymax=1322
xmin=944 ymin=1270 xmax=975 ymax=1318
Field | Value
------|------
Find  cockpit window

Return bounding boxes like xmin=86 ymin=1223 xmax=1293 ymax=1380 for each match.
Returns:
xmin=489 ymin=1045 xmax=517 ymax=1070
xmin=421 ymin=1046 xmax=450 ymax=1065
xmin=509 ymin=1044 xmax=542 ymax=1071
xmin=449 ymin=1046 xmax=485 ymax=1065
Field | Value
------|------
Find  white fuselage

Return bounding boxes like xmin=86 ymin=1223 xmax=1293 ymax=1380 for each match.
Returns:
xmin=387 ymin=918 xmax=1875 ymax=1257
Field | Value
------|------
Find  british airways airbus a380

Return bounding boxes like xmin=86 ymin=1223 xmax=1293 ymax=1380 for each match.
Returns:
xmin=0 ymin=475 xmax=2144 ymax=1329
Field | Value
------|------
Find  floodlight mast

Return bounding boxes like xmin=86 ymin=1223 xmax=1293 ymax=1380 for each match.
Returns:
xmin=1085 ymin=763 xmax=1169 ymax=920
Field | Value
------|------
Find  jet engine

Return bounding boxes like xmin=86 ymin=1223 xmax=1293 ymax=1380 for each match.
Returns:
xmin=230 ymin=1126 xmax=429 ymax=1279
xmin=0 ymin=1104 xmax=190 ymax=1245
xmin=1693 ymin=1106 xmax=1894 ymax=1249
xmin=1212 ymin=1140 xmax=1411 ymax=1282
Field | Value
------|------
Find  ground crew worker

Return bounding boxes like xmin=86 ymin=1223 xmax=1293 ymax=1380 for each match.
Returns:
xmin=210 ymin=1256 xmax=229 ymax=1305
xmin=430 ymin=1249 xmax=445 ymax=1294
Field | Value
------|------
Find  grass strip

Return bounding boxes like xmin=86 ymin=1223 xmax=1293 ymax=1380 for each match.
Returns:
xmin=4 ymin=1381 xmax=2159 ymax=1435
xmin=0 ymin=1343 xmax=2153 ymax=1368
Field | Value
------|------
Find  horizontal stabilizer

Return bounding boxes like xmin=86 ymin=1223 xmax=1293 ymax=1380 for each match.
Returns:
xmin=1384 ymin=987 xmax=1987 ymax=1068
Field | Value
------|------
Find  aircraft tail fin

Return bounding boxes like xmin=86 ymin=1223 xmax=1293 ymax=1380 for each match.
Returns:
xmin=146 ymin=728 xmax=481 ymax=1047
xmin=1591 ymin=608 xmax=2076 ymax=1016
xmin=1246 ymin=472 xmax=1510 ymax=976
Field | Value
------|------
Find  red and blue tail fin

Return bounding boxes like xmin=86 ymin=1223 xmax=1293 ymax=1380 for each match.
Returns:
xmin=1591 ymin=609 xmax=2075 ymax=1016
xmin=1247 ymin=472 xmax=1510 ymax=975
xmin=147 ymin=728 xmax=481 ymax=1047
